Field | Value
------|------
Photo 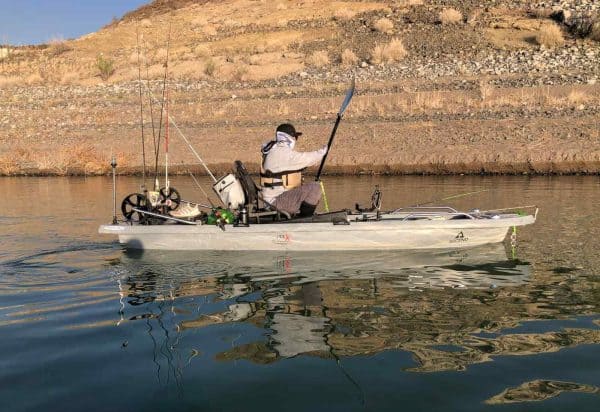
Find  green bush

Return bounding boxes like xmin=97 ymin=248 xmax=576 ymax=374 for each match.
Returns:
xmin=96 ymin=54 xmax=115 ymax=81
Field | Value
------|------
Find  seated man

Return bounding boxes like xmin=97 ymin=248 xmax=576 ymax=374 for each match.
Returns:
xmin=260 ymin=123 xmax=327 ymax=217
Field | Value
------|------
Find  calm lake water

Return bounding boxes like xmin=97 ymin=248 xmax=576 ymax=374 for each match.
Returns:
xmin=0 ymin=175 xmax=599 ymax=412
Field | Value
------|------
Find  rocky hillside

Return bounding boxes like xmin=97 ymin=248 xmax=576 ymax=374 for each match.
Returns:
xmin=0 ymin=0 xmax=599 ymax=175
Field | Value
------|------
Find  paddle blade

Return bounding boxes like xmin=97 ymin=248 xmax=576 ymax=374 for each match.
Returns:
xmin=338 ymin=77 xmax=355 ymax=117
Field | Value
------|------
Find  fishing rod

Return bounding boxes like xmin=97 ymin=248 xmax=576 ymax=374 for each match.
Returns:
xmin=135 ymin=26 xmax=147 ymax=189
xmin=165 ymin=79 xmax=170 ymax=192
xmin=142 ymin=37 xmax=158 ymax=178
xmin=188 ymin=170 xmax=215 ymax=207
xmin=153 ymin=22 xmax=172 ymax=190
xmin=411 ymin=188 xmax=490 ymax=207
xmin=144 ymin=84 xmax=217 ymax=182
xmin=315 ymin=78 xmax=356 ymax=212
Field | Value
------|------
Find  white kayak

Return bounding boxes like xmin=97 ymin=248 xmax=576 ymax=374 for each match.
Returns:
xmin=99 ymin=206 xmax=538 ymax=251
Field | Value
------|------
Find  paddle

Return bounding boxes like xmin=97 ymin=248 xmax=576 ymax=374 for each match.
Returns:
xmin=315 ymin=78 xmax=355 ymax=182
xmin=315 ymin=79 xmax=355 ymax=213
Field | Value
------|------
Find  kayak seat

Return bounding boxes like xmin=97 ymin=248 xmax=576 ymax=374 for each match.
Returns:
xmin=233 ymin=160 xmax=291 ymax=222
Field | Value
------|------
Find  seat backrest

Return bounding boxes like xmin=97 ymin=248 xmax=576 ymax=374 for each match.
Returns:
xmin=233 ymin=160 xmax=260 ymax=207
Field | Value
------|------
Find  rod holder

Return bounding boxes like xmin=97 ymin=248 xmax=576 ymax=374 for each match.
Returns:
xmin=111 ymin=156 xmax=118 ymax=224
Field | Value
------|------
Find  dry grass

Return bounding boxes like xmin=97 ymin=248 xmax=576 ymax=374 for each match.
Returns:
xmin=467 ymin=10 xmax=481 ymax=26
xmin=0 ymin=143 xmax=116 ymax=176
xmin=60 ymin=72 xmax=80 ymax=85
xmin=340 ymin=49 xmax=359 ymax=66
xmin=193 ymin=44 xmax=211 ymax=58
xmin=536 ymin=23 xmax=564 ymax=48
xmin=590 ymin=20 xmax=600 ymax=41
xmin=231 ymin=64 xmax=249 ymax=82
xmin=370 ymin=38 xmax=407 ymax=64
xmin=0 ymin=75 xmax=21 ymax=88
xmin=479 ymin=81 xmax=493 ymax=101
xmin=439 ymin=8 xmax=463 ymax=25
xmin=190 ymin=16 xmax=207 ymax=27
xmin=399 ymin=0 xmax=424 ymax=5
xmin=25 ymin=73 xmax=44 ymax=85
xmin=567 ymin=90 xmax=588 ymax=105
xmin=373 ymin=18 xmax=394 ymax=34
xmin=47 ymin=38 xmax=72 ymax=58
xmin=203 ymin=24 xmax=218 ymax=36
xmin=0 ymin=47 xmax=10 ymax=61
xmin=154 ymin=48 xmax=168 ymax=64
xmin=307 ymin=50 xmax=330 ymax=67
xmin=333 ymin=8 xmax=357 ymax=21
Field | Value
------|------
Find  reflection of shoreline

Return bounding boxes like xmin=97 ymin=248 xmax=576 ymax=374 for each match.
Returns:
xmin=115 ymin=244 xmax=600 ymax=403
xmin=486 ymin=380 xmax=600 ymax=404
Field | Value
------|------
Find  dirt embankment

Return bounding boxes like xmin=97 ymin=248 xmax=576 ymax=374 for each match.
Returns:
xmin=1 ymin=0 xmax=599 ymax=176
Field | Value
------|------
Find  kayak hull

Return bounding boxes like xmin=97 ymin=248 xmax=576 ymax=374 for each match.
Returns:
xmin=99 ymin=213 xmax=535 ymax=251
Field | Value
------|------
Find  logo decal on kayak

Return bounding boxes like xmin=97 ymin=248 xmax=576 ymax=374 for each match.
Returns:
xmin=450 ymin=231 xmax=469 ymax=243
xmin=275 ymin=233 xmax=292 ymax=244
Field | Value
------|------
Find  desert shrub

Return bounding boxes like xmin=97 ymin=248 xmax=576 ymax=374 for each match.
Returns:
xmin=439 ymin=8 xmax=462 ymax=25
xmin=204 ymin=58 xmax=216 ymax=76
xmin=536 ymin=23 xmax=564 ymax=48
xmin=340 ymin=49 xmax=358 ymax=66
xmin=194 ymin=44 xmax=211 ymax=58
xmin=96 ymin=54 xmax=115 ymax=80
xmin=48 ymin=38 xmax=72 ymax=58
xmin=307 ymin=50 xmax=330 ymax=67
xmin=371 ymin=38 xmax=407 ymax=64
xmin=373 ymin=18 xmax=394 ymax=34
xmin=232 ymin=65 xmax=249 ymax=81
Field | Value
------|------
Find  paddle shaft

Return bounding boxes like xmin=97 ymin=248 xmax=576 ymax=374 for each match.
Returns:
xmin=315 ymin=114 xmax=341 ymax=181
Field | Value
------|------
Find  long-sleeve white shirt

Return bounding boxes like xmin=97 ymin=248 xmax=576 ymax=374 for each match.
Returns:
xmin=261 ymin=132 xmax=326 ymax=204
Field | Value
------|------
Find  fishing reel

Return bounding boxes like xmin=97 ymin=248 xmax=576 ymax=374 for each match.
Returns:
xmin=121 ymin=193 xmax=153 ymax=224
xmin=159 ymin=186 xmax=181 ymax=212
xmin=120 ymin=187 xmax=181 ymax=225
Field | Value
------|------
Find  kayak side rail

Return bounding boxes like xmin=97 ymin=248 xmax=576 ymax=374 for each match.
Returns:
xmin=399 ymin=212 xmax=476 ymax=221
xmin=391 ymin=206 xmax=460 ymax=214
xmin=132 ymin=207 xmax=199 ymax=225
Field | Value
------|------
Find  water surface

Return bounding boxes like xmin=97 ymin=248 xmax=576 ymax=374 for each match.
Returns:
xmin=0 ymin=176 xmax=599 ymax=411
